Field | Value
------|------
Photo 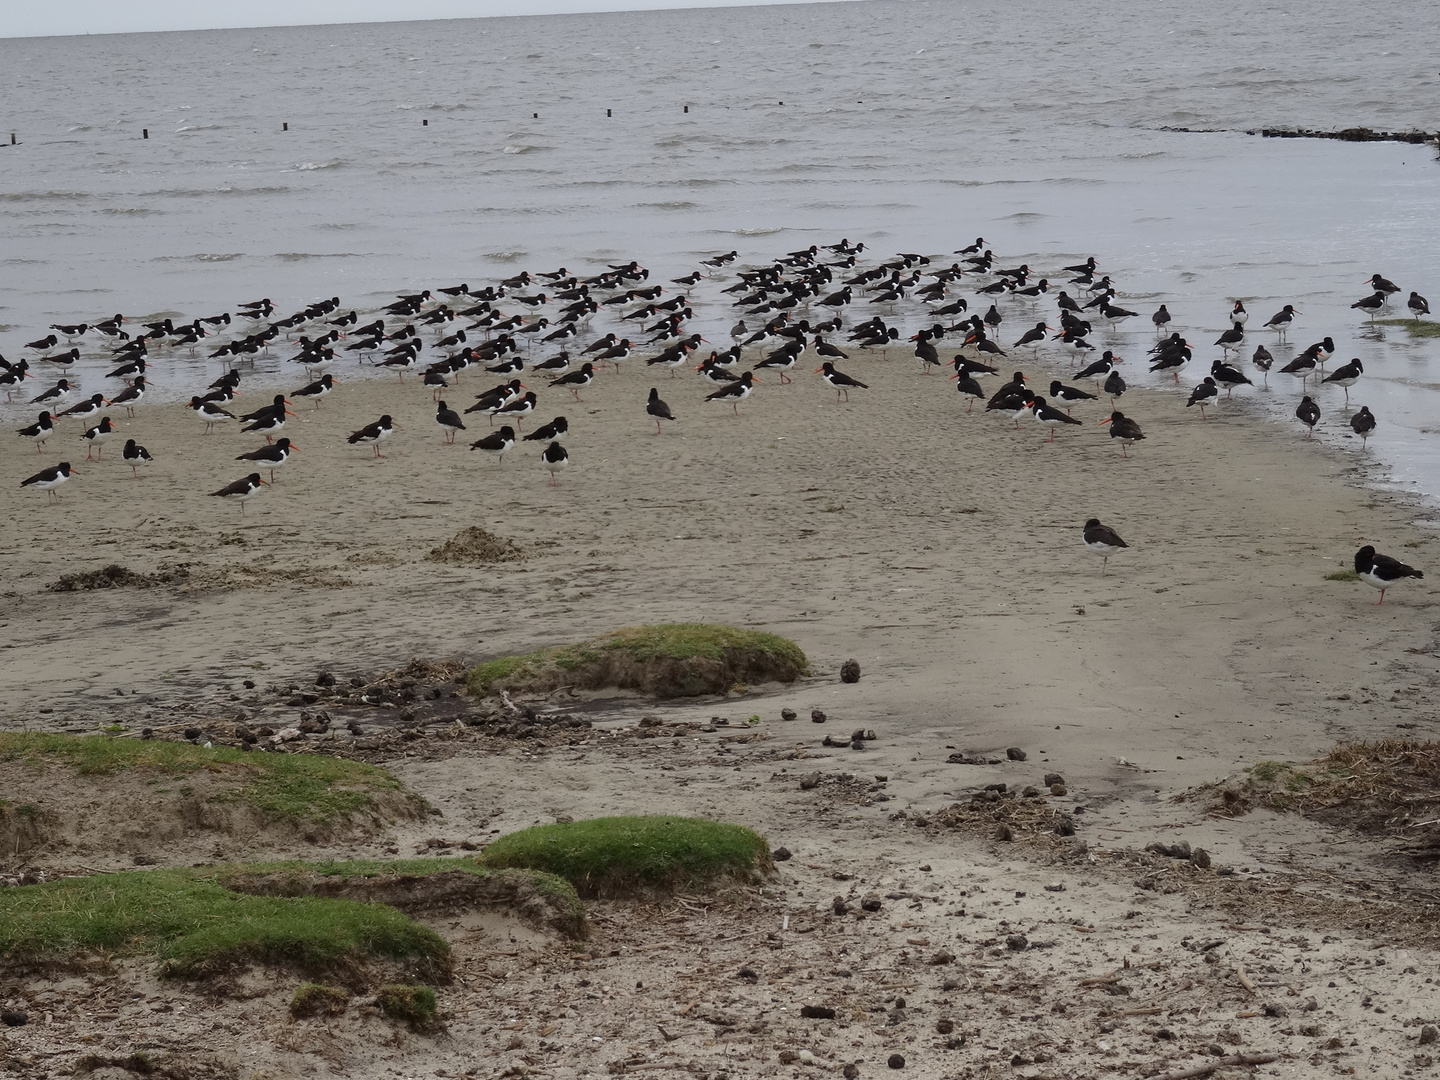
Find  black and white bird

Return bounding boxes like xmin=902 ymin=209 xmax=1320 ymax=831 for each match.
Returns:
xmin=30 ymin=379 xmax=74 ymax=406
xmin=1349 ymin=405 xmax=1376 ymax=445
xmin=1030 ymin=395 xmax=1083 ymax=441
xmin=79 ymin=416 xmax=117 ymax=460
xmin=122 ymin=439 xmax=153 ymax=477
xmin=1186 ymin=376 xmax=1219 ymax=419
xmin=237 ymin=437 xmax=298 ymax=483
xmin=523 ymin=416 xmax=569 ymax=443
xmin=540 ymin=440 xmax=570 ymax=485
xmin=1103 ymin=369 xmax=1127 ymax=401
xmin=436 ymin=400 xmax=466 ymax=444
xmin=815 ymin=361 xmax=868 ymax=402
xmin=1408 ymin=291 xmax=1430 ymax=319
xmin=706 ymin=369 xmax=757 ymax=416
xmin=646 ymin=387 xmax=675 ymax=434
xmin=1251 ymin=345 xmax=1274 ymax=386
xmin=1083 ymin=518 xmax=1128 ymax=575
xmin=20 ymin=461 xmax=77 ymax=500
xmin=1264 ymin=304 xmax=1299 ymax=340
xmin=1047 ymin=380 xmax=1095 ymax=413
xmin=469 ymin=424 xmax=516 ymax=462
xmin=1100 ymin=410 xmax=1145 ymax=457
xmin=348 ymin=414 xmax=397 ymax=457
xmin=1210 ymin=359 xmax=1252 ymax=398
xmin=1366 ymin=273 xmax=1400 ymax=297
xmin=209 ymin=472 xmax=267 ymax=514
xmin=1353 ymin=545 xmax=1424 ymax=605
xmin=1229 ymin=300 xmax=1248 ymax=328
xmin=549 ymin=362 xmax=595 ymax=401
xmin=1351 ymin=291 xmax=1387 ymax=320
xmin=292 ymin=373 xmax=337 ymax=409
xmin=1295 ymin=395 xmax=1320 ymax=438
xmin=1321 ymin=357 xmax=1363 ymax=405
xmin=17 ymin=411 xmax=55 ymax=452
xmin=56 ymin=392 xmax=109 ymax=423
xmin=110 ymin=376 xmax=146 ymax=417
xmin=190 ymin=396 xmax=237 ymax=434
xmin=1151 ymin=304 xmax=1171 ymax=336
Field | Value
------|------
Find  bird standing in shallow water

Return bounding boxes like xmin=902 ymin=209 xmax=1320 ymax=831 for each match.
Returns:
xmin=1350 ymin=405 xmax=1376 ymax=445
xmin=1296 ymin=396 xmax=1320 ymax=438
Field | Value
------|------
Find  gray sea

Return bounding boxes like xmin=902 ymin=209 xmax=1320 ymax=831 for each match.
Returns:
xmin=2 ymin=0 xmax=1439 ymax=495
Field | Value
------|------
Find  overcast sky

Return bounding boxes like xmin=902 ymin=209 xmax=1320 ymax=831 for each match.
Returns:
xmin=6 ymin=0 xmax=845 ymax=39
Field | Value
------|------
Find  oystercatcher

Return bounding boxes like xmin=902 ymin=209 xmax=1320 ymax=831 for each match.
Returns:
xmin=594 ymin=338 xmax=632 ymax=373
xmin=1031 ymin=395 xmax=1082 ymax=441
xmin=1349 ymin=405 xmax=1375 ymax=445
xmin=815 ymin=361 xmax=868 ymax=402
xmin=1408 ymin=292 xmax=1430 ymax=318
xmin=1186 ymin=376 xmax=1219 ymax=419
xmin=1083 ymin=518 xmax=1128 ymax=574
xmin=56 ymin=392 xmax=110 ymax=423
xmin=1103 ymin=370 xmax=1127 ymax=401
xmin=1214 ymin=325 xmax=1245 ymax=353
xmin=1322 ymin=357 xmax=1363 ymax=405
xmin=1354 ymin=545 xmax=1424 ymax=605
xmin=30 ymin=379 xmax=74 ymax=406
xmin=1048 ymin=379 xmax=1095 ymax=413
xmin=1264 ymin=304 xmax=1298 ymax=340
xmin=436 ymin=400 xmax=466 ymax=444
xmin=1252 ymin=345 xmax=1274 ymax=386
xmin=236 ymin=437 xmax=298 ymax=483
xmin=1100 ymin=410 xmax=1145 ymax=457
xmin=1366 ymin=273 xmax=1400 ymax=296
xmin=190 ymin=396 xmax=237 ymax=434
xmin=1279 ymin=351 xmax=1317 ymax=388
xmin=640 ymin=386 xmax=675 ymax=434
xmin=1296 ymin=395 xmax=1320 ymax=437
xmin=1100 ymin=300 xmax=1138 ymax=328
xmin=17 ymin=411 xmax=55 ymax=451
xmin=951 ymin=367 xmax=985 ymax=411
xmin=80 ymin=416 xmax=116 ymax=459
xmin=495 ymin=390 xmax=537 ymax=431
xmin=1210 ymin=359 xmax=1252 ymax=397
xmin=1351 ymin=291 xmax=1386 ymax=320
xmin=1151 ymin=304 xmax=1171 ymax=336
xmin=1076 ymin=350 xmax=1122 ymax=382
xmin=706 ymin=370 xmax=757 ymax=416
xmin=210 ymin=472 xmax=266 ymax=514
xmin=20 ymin=461 xmax=76 ymax=501
xmin=122 ymin=439 xmax=152 ymax=478
xmin=549 ymin=362 xmax=595 ymax=402
xmin=110 ymin=376 xmax=146 ymax=417
xmin=469 ymin=424 xmax=516 ymax=462
xmin=540 ymin=440 xmax=570 ymax=485
xmin=754 ymin=342 xmax=802 ymax=383
xmin=523 ymin=416 xmax=569 ymax=442
xmin=1229 ymin=301 xmax=1248 ymax=327
xmin=1013 ymin=321 xmax=1048 ymax=352
xmin=348 ymin=415 xmax=397 ymax=457
xmin=0 ymin=359 xmax=32 ymax=401
xmin=292 ymin=373 xmax=336 ymax=409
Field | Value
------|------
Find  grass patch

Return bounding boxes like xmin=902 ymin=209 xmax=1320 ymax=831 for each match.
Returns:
xmin=290 ymin=982 xmax=351 ymax=1018
xmin=377 ymin=984 xmax=439 ymax=1031
xmin=0 ymin=867 xmax=449 ymax=980
xmin=0 ymin=732 xmax=420 ymax=824
xmin=465 ymin=623 xmax=808 ymax=699
xmin=1376 ymin=318 xmax=1440 ymax=339
xmin=478 ymin=815 xmax=772 ymax=897
xmin=1325 ymin=569 xmax=1361 ymax=582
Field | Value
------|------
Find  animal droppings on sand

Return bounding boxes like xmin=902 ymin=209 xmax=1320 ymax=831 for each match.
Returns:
xmin=426 ymin=526 xmax=526 ymax=565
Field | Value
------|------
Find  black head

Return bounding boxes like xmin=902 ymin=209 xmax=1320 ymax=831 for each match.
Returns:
xmin=1083 ymin=518 xmax=1101 ymax=530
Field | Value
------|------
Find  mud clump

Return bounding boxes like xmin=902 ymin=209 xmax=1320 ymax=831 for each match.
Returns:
xmin=47 ymin=563 xmax=188 ymax=592
xmin=426 ymin=526 xmax=525 ymax=566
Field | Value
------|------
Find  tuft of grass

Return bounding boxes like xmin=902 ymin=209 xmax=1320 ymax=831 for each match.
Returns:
xmin=377 ymin=984 xmax=439 ymax=1031
xmin=465 ymin=623 xmax=808 ymax=698
xmin=0 ymin=732 xmax=417 ymax=824
xmin=478 ymin=815 xmax=771 ymax=897
xmin=290 ymin=982 xmax=351 ymax=1018
xmin=1376 ymin=318 xmax=1440 ymax=339
xmin=1325 ymin=569 xmax=1361 ymax=582
xmin=1249 ymin=760 xmax=1313 ymax=792
xmin=0 ymin=867 xmax=450 ymax=979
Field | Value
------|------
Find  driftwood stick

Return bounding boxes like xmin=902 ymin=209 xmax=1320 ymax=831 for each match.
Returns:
xmin=1149 ymin=1052 xmax=1279 ymax=1080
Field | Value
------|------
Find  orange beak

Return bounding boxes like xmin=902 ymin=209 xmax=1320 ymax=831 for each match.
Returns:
xmin=1099 ymin=418 xmax=1112 ymax=426
xmin=288 ymin=443 xmax=301 ymax=451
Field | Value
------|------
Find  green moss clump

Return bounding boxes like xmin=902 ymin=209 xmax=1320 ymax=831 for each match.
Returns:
xmin=465 ymin=623 xmax=808 ymax=698
xmin=1324 ymin=569 xmax=1360 ymax=582
xmin=0 ymin=868 xmax=449 ymax=979
xmin=0 ymin=732 xmax=417 ymax=823
xmin=478 ymin=815 xmax=771 ymax=897
xmin=1376 ymin=318 xmax=1440 ymax=339
xmin=290 ymin=982 xmax=351 ymax=1018
xmin=376 ymin=984 xmax=438 ymax=1031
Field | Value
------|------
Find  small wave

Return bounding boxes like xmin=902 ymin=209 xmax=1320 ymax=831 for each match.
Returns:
xmin=636 ymin=201 xmax=698 ymax=211
xmin=0 ymin=190 xmax=91 ymax=202
xmin=274 ymin=252 xmax=366 ymax=261
xmin=502 ymin=144 xmax=547 ymax=155
xmin=154 ymin=252 xmax=245 ymax=262
xmin=67 ymin=124 xmax=93 ymax=133
xmin=1004 ymin=212 xmax=1047 ymax=221
xmin=100 ymin=207 xmax=158 ymax=215
xmin=295 ymin=159 xmax=344 ymax=171
xmin=174 ymin=124 xmax=223 ymax=132
xmin=140 ymin=185 xmax=291 ymax=198
xmin=733 ymin=227 xmax=784 ymax=237
xmin=485 ymin=251 xmax=527 ymax=262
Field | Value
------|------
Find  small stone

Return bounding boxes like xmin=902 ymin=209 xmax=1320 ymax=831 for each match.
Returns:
xmin=799 ymin=772 xmax=822 ymax=790
xmin=183 ymin=727 xmax=202 ymax=741
xmin=1054 ymin=816 xmax=1075 ymax=837
xmin=349 ymin=676 xmax=365 ymax=687
xmin=850 ymin=738 xmax=866 ymax=750
xmin=773 ymin=846 xmax=792 ymax=862
xmin=1043 ymin=772 xmax=1064 ymax=787
xmin=941 ymin=978 xmax=960 ymax=991
xmin=1300 ymin=1023 xmax=1323 ymax=1037
xmin=929 ymin=950 xmax=955 ymax=965
xmin=832 ymin=897 xmax=850 ymax=916
xmin=1050 ymin=783 xmax=1068 ymax=797
xmin=1006 ymin=747 xmax=1027 ymax=761
xmin=315 ymin=671 xmax=336 ymax=687
xmin=1207 ymin=1044 xmax=1225 ymax=1057
xmin=800 ymin=1005 xmax=836 ymax=1020
xmin=945 ymin=1036 xmax=966 ymax=1050
xmin=887 ymin=1054 xmax=905 ymax=1069
xmin=0 ymin=1011 xmax=27 ymax=1027
xmin=781 ymin=708 xmax=798 ymax=721
xmin=778 ymin=1050 xmax=799 ymax=1065
xmin=1303 ymin=996 xmax=1319 ymax=1012
xmin=1155 ymin=1028 xmax=1175 ymax=1041
xmin=1422 ymin=1025 xmax=1438 ymax=1046
xmin=936 ymin=1018 xmax=954 ymax=1034
xmin=1006 ymin=934 xmax=1028 ymax=952
xmin=738 ymin=967 xmax=759 ymax=983
xmin=843 ymin=1066 xmax=859 ymax=1080
xmin=243 ymin=679 xmax=256 ymax=689
xmin=811 ymin=709 xmax=827 ymax=723
xmin=860 ymin=893 xmax=883 ymax=912
xmin=1044 ymin=882 xmax=1066 ymax=892
xmin=638 ymin=715 xmax=663 ymax=728
xmin=1168 ymin=840 xmax=1192 ymax=860
xmin=1022 ymin=785 xmax=1040 ymax=798
xmin=994 ymin=823 xmax=1014 ymax=842
xmin=1191 ymin=847 xmax=1212 ymax=869
xmin=840 ymin=659 xmax=861 ymax=683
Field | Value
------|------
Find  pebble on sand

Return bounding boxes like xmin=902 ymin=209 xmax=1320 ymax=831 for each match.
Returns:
xmin=811 ymin=709 xmax=827 ymax=723
xmin=887 ymin=1054 xmax=905 ymax=1069
xmin=840 ymin=659 xmax=861 ymax=683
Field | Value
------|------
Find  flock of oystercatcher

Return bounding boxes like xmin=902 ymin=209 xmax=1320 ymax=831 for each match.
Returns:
xmin=3 ymin=240 xmax=1429 ymax=599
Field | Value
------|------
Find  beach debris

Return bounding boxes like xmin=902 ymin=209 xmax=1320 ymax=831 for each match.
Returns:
xmin=832 ymin=896 xmax=850 ymax=915
xmin=840 ymin=659 xmax=861 ymax=683
xmin=1044 ymin=772 xmax=1065 ymax=786
xmin=737 ymin=966 xmax=758 ymax=983
xmin=315 ymin=670 xmax=336 ymax=687
xmin=860 ymin=893 xmax=882 ymax=911
xmin=772 ymin=846 xmax=792 ymax=861
xmin=781 ymin=708 xmax=798 ymax=721
xmin=0 ymin=1011 xmax=28 ymax=1027
xmin=811 ymin=709 xmax=827 ymax=723
xmin=843 ymin=1066 xmax=859 ymax=1079
xmin=1050 ymin=783 xmax=1068 ymax=796
xmin=887 ymin=1054 xmax=905 ymax=1069
xmin=1006 ymin=746 xmax=1027 ymax=761
xmin=1006 ymin=934 xmax=1028 ymax=952
xmin=799 ymin=772 xmax=822 ymax=790
xmin=800 ymin=1005 xmax=836 ymax=1020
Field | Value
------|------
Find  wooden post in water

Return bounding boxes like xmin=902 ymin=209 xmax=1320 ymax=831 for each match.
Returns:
xmin=606 ymin=109 xmax=612 ymax=117
xmin=423 ymin=118 xmax=428 ymax=126
xmin=9 ymin=133 xmax=14 ymax=145
xmin=283 ymin=122 xmax=288 ymax=131
xmin=142 ymin=129 xmax=149 ymax=139
xmin=684 ymin=105 xmax=689 ymax=113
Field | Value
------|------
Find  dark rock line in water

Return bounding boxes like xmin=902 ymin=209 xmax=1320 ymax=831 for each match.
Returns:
xmin=1161 ymin=125 xmax=1438 ymax=146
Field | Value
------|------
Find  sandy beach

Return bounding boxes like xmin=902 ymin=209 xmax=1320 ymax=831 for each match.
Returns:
xmin=4 ymin=342 xmax=1440 ymax=1078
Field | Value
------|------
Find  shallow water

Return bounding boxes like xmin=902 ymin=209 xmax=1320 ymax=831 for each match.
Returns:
xmin=1 ymin=0 xmax=1438 ymax=496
